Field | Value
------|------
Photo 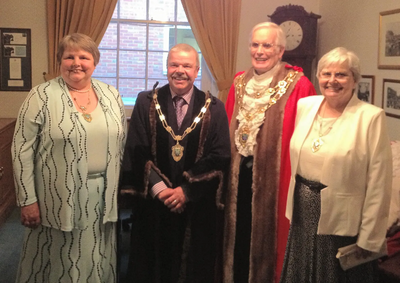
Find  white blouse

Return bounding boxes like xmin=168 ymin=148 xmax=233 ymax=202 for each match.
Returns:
xmin=298 ymin=114 xmax=338 ymax=182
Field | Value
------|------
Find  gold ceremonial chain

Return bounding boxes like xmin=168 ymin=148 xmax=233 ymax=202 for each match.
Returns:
xmin=153 ymin=91 xmax=211 ymax=162
xmin=245 ymin=85 xmax=274 ymax=99
xmin=237 ymin=71 xmax=298 ymax=147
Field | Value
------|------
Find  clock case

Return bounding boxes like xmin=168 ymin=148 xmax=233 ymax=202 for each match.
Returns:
xmin=269 ymin=5 xmax=321 ymax=80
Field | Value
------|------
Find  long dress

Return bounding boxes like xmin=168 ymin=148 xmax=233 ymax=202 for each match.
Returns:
xmin=15 ymin=105 xmax=117 ymax=283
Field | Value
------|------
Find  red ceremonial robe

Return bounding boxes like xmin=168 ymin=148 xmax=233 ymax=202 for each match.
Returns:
xmin=223 ymin=63 xmax=316 ymax=282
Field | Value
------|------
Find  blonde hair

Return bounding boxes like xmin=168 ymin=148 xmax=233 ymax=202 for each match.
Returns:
xmin=56 ymin=33 xmax=100 ymax=66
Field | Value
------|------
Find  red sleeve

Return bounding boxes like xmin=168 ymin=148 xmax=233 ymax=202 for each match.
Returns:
xmin=275 ymin=75 xmax=317 ymax=281
xmin=225 ymin=71 xmax=245 ymax=125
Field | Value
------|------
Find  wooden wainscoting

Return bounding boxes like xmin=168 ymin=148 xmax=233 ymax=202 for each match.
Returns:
xmin=0 ymin=118 xmax=16 ymax=227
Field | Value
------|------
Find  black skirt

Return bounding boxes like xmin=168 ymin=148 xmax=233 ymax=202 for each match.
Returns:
xmin=280 ymin=175 xmax=379 ymax=283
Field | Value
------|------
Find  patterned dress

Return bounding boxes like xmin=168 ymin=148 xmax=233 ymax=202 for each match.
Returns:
xmin=15 ymin=175 xmax=117 ymax=282
xmin=12 ymin=78 xmax=126 ymax=283
xmin=280 ymin=175 xmax=379 ymax=283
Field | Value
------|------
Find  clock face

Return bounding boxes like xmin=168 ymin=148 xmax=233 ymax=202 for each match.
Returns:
xmin=280 ymin=20 xmax=303 ymax=51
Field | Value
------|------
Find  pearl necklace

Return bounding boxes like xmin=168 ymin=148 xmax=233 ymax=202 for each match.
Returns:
xmin=66 ymin=83 xmax=92 ymax=93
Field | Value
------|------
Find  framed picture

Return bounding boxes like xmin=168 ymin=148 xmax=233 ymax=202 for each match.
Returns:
xmin=357 ymin=75 xmax=375 ymax=104
xmin=382 ymin=79 xmax=400 ymax=118
xmin=0 ymin=28 xmax=32 ymax=91
xmin=378 ymin=9 xmax=400 ymax=69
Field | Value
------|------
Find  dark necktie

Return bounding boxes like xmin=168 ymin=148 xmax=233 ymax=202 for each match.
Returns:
xmin=174 ymin=96 xmax=186 ymax=129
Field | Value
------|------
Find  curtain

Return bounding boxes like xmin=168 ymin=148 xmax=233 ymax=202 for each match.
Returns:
xmin=181 ymin=0 xmax=242 ymax=103
xmin=45 ymin=0 xmax=117 ymax=80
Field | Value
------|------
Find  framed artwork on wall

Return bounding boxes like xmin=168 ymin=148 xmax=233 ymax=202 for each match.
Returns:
xmin=357 ymin=75 xmax=375 ymax=104
xmin=378 ymin=9 xmax=400 ymax=69
xmin=382 ymin=79 xmax=400 ymax=118
xmin=0 ymin=28 xmax=32 ymax=91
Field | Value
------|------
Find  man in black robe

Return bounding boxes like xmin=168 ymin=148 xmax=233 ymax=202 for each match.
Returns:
xmin=121 ymin=43 xmax=231 ymax=283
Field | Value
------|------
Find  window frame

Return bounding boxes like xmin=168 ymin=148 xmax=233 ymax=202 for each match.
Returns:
xmin=93 ymin=0 xmax=204 ymax=107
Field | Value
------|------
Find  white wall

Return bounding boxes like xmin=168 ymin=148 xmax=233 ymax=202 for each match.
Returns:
xmin=0 ymin=0 xmax=48 ymax=118
xmin=236 ymin=0 xmax=320 ymax=72
xmin=318 ymin=0 xmax=400 ymax=140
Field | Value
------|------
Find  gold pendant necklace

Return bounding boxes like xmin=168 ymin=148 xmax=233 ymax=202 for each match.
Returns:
xmin=311 ymin=137 xmax=324 ymax=153
xmin=71 ymin=90 xmax=92 ymax=123
xmin=153 ymin=90 xmax=211 ymax=162
xmin=311 ymin=106 xmax=338 ymax=153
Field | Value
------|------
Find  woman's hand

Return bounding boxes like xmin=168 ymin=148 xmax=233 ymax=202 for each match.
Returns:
xmin=354 ymin=245 xmax=372 ymax=259
xmin=21 ymin=202 xmax=41 ymax=229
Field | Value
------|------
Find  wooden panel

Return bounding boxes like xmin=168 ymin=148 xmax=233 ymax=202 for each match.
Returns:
xmin=0 ymin=118 xmax=16 ymax=227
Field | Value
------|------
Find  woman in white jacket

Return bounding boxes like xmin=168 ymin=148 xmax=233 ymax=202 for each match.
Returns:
xmin=280 ymin=47 xmax=392 ymax=283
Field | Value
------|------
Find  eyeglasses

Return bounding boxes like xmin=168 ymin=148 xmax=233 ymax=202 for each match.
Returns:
xmin=320 ymin=71 xmax=351 ymax=81
xmin=250 ymin=42 xmax=276 ymax=51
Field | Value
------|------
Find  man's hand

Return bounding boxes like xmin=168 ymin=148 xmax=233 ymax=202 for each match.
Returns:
xmin=157 ymin=187 xmax=187 ymax=213
xmin=21 ymin=202 xmax=41 ymax=229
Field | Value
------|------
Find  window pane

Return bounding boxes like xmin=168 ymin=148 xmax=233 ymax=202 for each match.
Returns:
xmin=99 ymin=22 xmax=117 ymax=49
xmin=194 ymin=80 xmax=202 ymax=89
xmin=177 ymin=1 xmax=188 ymax=22
xmin=176 ymin=26 xmax=198 ymax=50
xmin=149 ymin=24 xmax=174 ymax=51
xmin=94 ymin=50 xmax=117 ymax=77
xmin=149 ymin=0 xmax=175 ymax=21
xmin=120 ymin=23 xmax=147 ymax=50
xmin=119 ymin=78 xmax=145 ymax=103
xmin=198 ymin=54 xmax=202 ymax=77
xmin=93 ymin=0 xmax=203 ymax=107
xmin=96 ymin=78 xmax=117 ymax=88
xmin=148 ymin=51 xmax=168 ymax=78
xmin=119 ymin=51 xmax=146 ymax=78
xmin=120 ymin=0 xmax=146 ymax=20
xmin=148 ymin=79 xmax=169 ymax=90
xmin=112 ymin=3 xmax=118 ymax=19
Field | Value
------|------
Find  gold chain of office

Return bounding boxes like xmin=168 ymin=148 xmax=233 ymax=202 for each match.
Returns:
xmin=236 ymin=70 xmax=298 ymax=147
xmin=153 ymin=90 xmax=211 ymax=162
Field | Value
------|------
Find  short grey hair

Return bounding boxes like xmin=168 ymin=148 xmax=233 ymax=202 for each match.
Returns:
xmin=316 ymin=47 xmax=361 ymax=84
xmin=249 ymin=22 xmax=286 ymax=49
xmin=167 ymin=43 xmax=199 ymax=68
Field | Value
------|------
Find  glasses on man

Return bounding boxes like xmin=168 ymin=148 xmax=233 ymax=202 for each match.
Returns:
xmin=251 ymin=42 xmax=276 ymax=51
xmin=320 ymin=72 xmax=351 ymax=81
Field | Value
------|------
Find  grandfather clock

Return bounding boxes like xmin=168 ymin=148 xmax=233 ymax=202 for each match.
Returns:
xmin=269 ymin=5 xmax=321 ymax=80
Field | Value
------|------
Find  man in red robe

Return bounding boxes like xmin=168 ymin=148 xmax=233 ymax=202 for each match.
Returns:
xmin=222 ymin=22 xmax=316 ymax=283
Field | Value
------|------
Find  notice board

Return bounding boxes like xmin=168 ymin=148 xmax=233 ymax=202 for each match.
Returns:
xmin=0 ymin=28 xmax=32 ymax=91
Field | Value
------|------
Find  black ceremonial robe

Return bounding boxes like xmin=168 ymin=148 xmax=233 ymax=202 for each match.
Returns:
xmin=121 ymin=84 xmax=231 ymax=283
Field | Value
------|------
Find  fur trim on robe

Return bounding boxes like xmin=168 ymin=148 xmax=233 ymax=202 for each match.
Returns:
xmin=120 ymin=85 xmax=231 ymax=282
xmin=223 ymin=62 xmax=303 ymax=283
